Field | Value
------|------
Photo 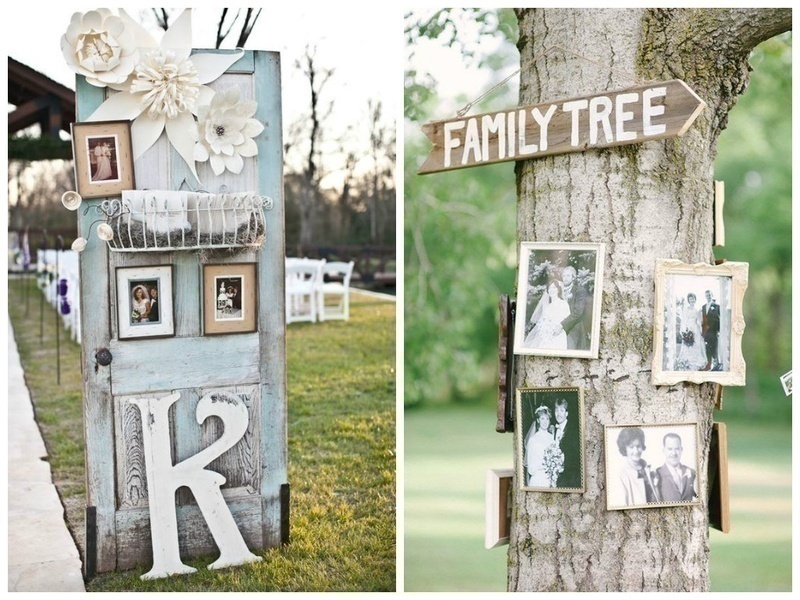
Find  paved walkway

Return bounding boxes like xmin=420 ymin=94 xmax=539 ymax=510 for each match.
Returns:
xmin=7 ymin=320 xmax=85 ymax=592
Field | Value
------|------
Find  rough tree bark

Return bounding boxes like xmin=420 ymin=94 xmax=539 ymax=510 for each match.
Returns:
xmin=510 ymin=8 xmax=790 ymax=592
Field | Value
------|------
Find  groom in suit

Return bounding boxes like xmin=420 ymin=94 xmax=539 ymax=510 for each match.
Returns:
xmin=553 ymin=397 xmax=581 ymax=489
xmin=656 ymin=433 xmax=697 ymax=502
xmin=701 ymin=289 xmax=721 ymax=371
xmin=560 ymin=266 xmax=592 ymax=350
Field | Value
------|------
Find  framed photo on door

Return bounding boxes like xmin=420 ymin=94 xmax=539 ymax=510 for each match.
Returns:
xmin=116 ymin=265 xmax=174 ymax=340
xmin=203 ymin=263 xmax=258 ymax=335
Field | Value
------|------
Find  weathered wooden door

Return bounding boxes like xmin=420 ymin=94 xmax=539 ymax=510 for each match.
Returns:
xmin=76 ymin=51 xmax=287 ymax=574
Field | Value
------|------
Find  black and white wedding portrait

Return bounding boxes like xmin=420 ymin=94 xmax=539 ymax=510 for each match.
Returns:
xmin=215 ymin=276 xmax=244 ymax=321
xmin=604 ymin=423 xmax=700 ymax=511
xmin=515 ymin=387 xmax=584 ymax=492
xmin=652 ymin=259 xmax=748 ymax=386
xmin=513 ymin=242 xmax=604 ymax=358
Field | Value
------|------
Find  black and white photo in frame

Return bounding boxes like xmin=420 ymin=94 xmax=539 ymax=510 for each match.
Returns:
xmin=652 ymin=259 xmax=748 ymax=386
xmin=604 ymin=423 xmax=700 ymax=511
xmin=513 ymin=242 xmax=604 ymax=358
xmin=515 ymin=387 xmax=584 ymax=493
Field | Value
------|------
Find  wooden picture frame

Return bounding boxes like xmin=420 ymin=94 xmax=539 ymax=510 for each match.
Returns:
xmin=203 ymin=263 xmax=258 ymax=335
xmin=651 ymin=259 xmax=748 ymax=386
xmin=515 ymin=387 xmax=585 ymax=493
xmin=708 ymin=422 xmax=730 ymax=533
xmin=115 ymin=265 xmax=174 ymax=340
xmin=713 ymin=180 xmax=725 ymax=247
xmin=604 ymin=422 xmax=700 ymax=511
xmin=485 ymin=468 xmax=514 ymax=549
xmin=71 ymin=120 xmax=135 ymax=199
xmin=496 ymin=294 xmax=516 ymax=433
xmin=513 ymin=242 xmax=604 ymax=359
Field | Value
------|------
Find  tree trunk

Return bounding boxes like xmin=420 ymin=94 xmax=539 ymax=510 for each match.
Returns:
xmin=510 ymin=8 xmax=790 ymax=592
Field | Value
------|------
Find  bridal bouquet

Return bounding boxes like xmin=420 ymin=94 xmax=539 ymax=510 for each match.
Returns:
xmin=681 ymin=329 xmax=695 ymax=347
xmin=543 ymin=443 xmax=565 ymax=487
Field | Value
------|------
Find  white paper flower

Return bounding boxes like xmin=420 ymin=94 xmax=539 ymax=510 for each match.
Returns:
xmin=131 ymin=49 xmax=201 ymax=119
xmin=71 ymin=237 xmax=88 ymax=252
xmin=60 ymin=9 xmax=145 ymax=88
xmin=193 ymin=87 xmax=264 ymax=175
xmin=97 ymin=223 xmax=115 ymax=241
xmin=84 ymin=9 xmax=243 ymax=182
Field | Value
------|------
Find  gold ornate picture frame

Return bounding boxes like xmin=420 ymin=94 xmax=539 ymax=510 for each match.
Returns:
xmin=652 ymin=259 xmax=748 ymax=386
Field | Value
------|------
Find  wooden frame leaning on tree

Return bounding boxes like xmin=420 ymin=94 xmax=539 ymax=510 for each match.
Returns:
xmin=651 ymin=259 xmax=748 ymax=386
xmin=70 ymin=120 xmax=135 ymax=199
xmin=515 ymin=387 xmax=585 ymax=493
xmin=484 ymin=468 xmax=514 ymax=549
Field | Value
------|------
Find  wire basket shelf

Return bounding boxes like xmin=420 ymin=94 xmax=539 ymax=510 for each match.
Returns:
xmin=101 ymin=190 xmax=271 ymax=252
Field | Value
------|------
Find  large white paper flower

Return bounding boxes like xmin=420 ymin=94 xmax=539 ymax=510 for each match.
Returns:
xmin=193 ymin=87 xmax=264 ymax=175
xmin=84 ymin=9 xmax=243 ymax=182
xmin=61 ymin=9 xmax=143 ymax=88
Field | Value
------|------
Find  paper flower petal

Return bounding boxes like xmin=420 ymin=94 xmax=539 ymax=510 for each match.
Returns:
xmin=237 ymin=138 xmax=258 ymax=157
xmin=160 ymin=8 xmax=193 ymax=63
xmin=86 ymin=90 xmax=144 ymax=122
xmin=192 ymin=51 xmax=245 ymax=85
xmin=224 ymin=153 xmax=244 ymax=174
xmin=118 ymin=8 xmax=159 ymax=50
xmin=166 ymin=111 xmax=201 ymax=182
xmin=131 ymin=111 xmax=166 ymax=159
xmin=210 ymin=154 xmax=225 ymax=175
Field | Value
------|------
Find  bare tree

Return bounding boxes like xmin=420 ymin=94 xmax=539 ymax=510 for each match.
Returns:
xmin=292 ymin=45 xmax=334 ymax=250
xmin=509 ymin=8 xmax=791 ymax=592
xmin=150 ymin=8 xmax=261 ymax=47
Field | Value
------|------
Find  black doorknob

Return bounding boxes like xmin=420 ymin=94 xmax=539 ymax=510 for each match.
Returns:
xmin=95 ymin=348 xmax=113 ymax=367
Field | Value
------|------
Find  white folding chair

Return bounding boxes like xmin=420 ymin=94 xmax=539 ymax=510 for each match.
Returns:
xmin=317 ymin=261 xmax=355 ymax=321
xmin=285 ymin=258 xmax=325 ymax=324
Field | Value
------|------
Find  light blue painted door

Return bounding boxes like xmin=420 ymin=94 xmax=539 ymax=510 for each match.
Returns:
xmin=76 ymin=51 xmax=287 ymax=574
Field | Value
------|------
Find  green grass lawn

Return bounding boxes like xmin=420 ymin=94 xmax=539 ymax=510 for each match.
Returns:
xmin=404 ymin=401 xmax=791 ymax=592
xmin=9 ymin=277 xmax=396 ymax=592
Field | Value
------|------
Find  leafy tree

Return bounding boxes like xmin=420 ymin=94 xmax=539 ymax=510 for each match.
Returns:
xmin=714 ymin=34 xmax=792 ymax=384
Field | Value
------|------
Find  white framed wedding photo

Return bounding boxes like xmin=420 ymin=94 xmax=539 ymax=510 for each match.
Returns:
xmin=515 ymin=387 xmax=585 ymax=493
xmin=651 ymin=259 xmax=748 ymax=386
xmin=513 ymin=242 xmax=604 ymax=358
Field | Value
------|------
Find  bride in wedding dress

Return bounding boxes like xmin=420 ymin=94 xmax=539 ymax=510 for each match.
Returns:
xmin=524 ymin=279 xmax=570 ymax=350
xmin=93 ymin=142 xmax=113 ymax=181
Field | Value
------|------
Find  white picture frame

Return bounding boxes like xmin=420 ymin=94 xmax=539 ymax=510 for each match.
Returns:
xmin=652 ymin=259 xmax=748 ymax=386
xmin=513 ymin=242 xmax=604 ymax=358
xmin=116 ymin=265 xmax=175 ymax=340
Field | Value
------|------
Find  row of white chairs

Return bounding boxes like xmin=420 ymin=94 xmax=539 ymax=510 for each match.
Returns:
xmin=286 ymin=258 xmax=355 ymax=324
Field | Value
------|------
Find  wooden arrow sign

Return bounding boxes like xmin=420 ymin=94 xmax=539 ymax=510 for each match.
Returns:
xmin=418 ymin=79 xmax=705 ymax=175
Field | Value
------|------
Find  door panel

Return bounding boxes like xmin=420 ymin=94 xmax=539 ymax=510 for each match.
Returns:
xmin=77 ymin=51 xmax=287 ymax=574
